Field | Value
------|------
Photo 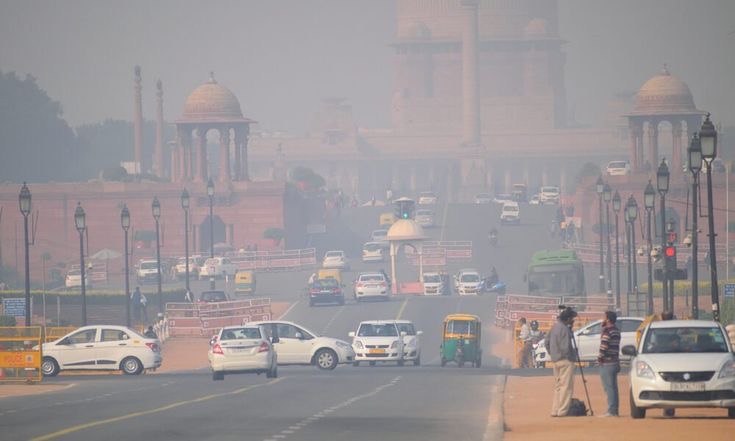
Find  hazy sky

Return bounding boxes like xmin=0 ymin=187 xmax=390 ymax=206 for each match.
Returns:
xmin=1 ymin=0 xmax=733 ymax=133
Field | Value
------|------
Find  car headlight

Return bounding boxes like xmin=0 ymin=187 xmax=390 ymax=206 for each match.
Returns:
xmin=718 ymin=359 xmax=735 ymax=378
xmin=390 ymin=340 xmax=398 ymax=349
xmin=405 ymin=338 xmax=417 ymax=348
xmin=635 ymin=361 xmax=655 ymax=379
xmin=352 ymin=340 xmax=363 ymax=350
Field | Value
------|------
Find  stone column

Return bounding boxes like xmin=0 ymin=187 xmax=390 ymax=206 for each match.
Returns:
xmin=197 ymin=127 xmax=208 ymax=182
xmin=233 ymin=128 xmax=243 ymax=181
xmin=219 ymin=127 xmax=231 ymax=183
xmin=671 ymin=120 xmax=683 ymax=175
xmin=154 ymin=79 xmax=165 ymax=178
xmin=460 ymin=0 xmax=480 ymax=147
xmin=647 ymin=120 xmax=659 ymax=170
xmin=629 ymin=120 xmax=643 ymax=171
xmin=133 ymin=66 xmax=144 ymax=174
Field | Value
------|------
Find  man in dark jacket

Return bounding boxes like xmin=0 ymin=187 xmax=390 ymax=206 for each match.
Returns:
xmin=547 ymin=307 xmax=577 ymax=416
xmin=597 ymin=311 xmax=621 ymax=417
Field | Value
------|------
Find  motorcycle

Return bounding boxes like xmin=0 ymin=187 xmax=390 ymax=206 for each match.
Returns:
xmin=530 ymin=333 xmax=546 ymax=368
xmin=488 ymin=233 xmax=498 ymax=247
xmin=481 ymin=279 xmax=506 ymax=295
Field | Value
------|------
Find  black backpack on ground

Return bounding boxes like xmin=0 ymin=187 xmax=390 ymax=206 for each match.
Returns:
xmin=566 ymin=398 xmax=587 ymax=416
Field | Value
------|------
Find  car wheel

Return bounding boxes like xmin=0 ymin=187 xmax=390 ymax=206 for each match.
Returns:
xmin=475 ymin=355 xmax=482 ymax=368
xmin=629 ymin=389 xmax=646 ymax=419
xmin=41 ymin=357 xmax=60 ymax=377
xmin=413 ymin=356 xmax=421 ymax=366
xmin=213 ymin=371 xmax=224 ymax=381
xmin=397 ymin=359 xmax=405 ymax=367
xmin=728 ymin=408 xmax=735 ymax=418
xmin=353 ymin=361 xmax=360 ymax=367
xmin=309 ymin=300 xmax=314 ymax=307
xmin=315 ymin=348 xmax=338 ymax=370
xmin=369 ymin=361 xmax=376 ymax=367
xmin=440 ymin=358 xmax=446 ymax=367
xmin=338 ymin=298 xmax=345 ymax=306
xmin=121 ymin=357 xmax=143 ymax=375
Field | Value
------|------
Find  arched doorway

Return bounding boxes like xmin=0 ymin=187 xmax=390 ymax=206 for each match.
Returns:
xmin=200 ymin=215 xmax=226 ymax=252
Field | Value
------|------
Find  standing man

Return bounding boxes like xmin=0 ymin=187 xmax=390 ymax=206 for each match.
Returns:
xmin=131 ymin=287 xmax=142 ymax=322
xmin=597 ymin=311 xmax=621 ymax=417
xmin=548 ymin=307 xmax=578 ymax=417
xmin=517 ymin=317 xmax=530 ymax=368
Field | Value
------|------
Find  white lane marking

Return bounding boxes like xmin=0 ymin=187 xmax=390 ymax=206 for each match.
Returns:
xmin=395 ymin=297 xmax=409 ymax=320
xmin=440 ymin=201 xmax=451 ymax=241
xmin=278 ymin=301 xmax=300 ymax=319
xmin=320 ymin=304 xmax=345 ymax=335
xmin=483 ymin=376 xmax=507 ymax=441
xmin=261 ymin=376 xmax=401 ymax=441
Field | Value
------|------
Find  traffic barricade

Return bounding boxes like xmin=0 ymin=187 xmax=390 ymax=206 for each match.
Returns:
xmin=0 ymin=326 xmax=43 ymax=383
xmin=165 ymin=298 xmax=272 ymax=337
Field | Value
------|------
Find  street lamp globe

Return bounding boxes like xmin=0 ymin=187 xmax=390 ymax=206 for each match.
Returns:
xmin=152 ymin=197 xmax=161 ymax=221
xmin=181 ymin=189 xmax=190 ymax=210
xmin=644 ymin=181 xmax=655 ymax=210
xmin=121 ymin=204 xmax=130 ymax=231
xmin=19 ymin=182 xmax=31 ymax=216
xmin=207 ymin=178 xmax=215 ymax=198
xmin=688 ymin=133 xmax=702 ymax=174
xmin=626 ymin=195 xmax=638 ymax=222
xmin=74 ymin=202 xmax=86 ymax=232
xmin=603 ymin=183 xmax=612 ymax=203
xmin=699 ymin=113 xmax=717 ymax=161
xmin=612 ymin=190 xmax=621 ymax=212
xmin=596 ymin=175 xmax=604 ymax=194
xmin=656 ymin=159 xmax=670 ymax=195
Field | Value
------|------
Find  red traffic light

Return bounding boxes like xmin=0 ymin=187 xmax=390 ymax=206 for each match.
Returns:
xmin=665 ymin=246 xmax=676 ymax=258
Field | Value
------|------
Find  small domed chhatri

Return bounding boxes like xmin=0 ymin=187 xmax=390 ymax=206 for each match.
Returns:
xmin=631 ymin=65 xmax=698 ymax=115
xmin=387 ymin=219 xmax=426 ymax=241
xmin=180 ymin=72 xmax=247 ymax=123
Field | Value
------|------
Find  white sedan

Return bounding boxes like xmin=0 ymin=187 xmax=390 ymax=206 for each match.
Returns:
xmin=349 ymin=320 xmax=423 ymax=366
xmin=41 ymin=325 xmax=162 ymax=376
xmin=208 ymin=325 xmax=277 ymax=380
xmin=251 ymin=320 xmax=355 ymax=370
xmin=354 ymin=272 xmax=390 ymax=301
xmin=625 ymin=320 xmax=735 ymax=419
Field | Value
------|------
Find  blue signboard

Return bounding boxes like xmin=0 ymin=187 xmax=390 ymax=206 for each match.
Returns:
xmin=724 ymin=284 xmax=735 ymax=299
xmin=2 ymin=297 xmax=26 ymax=317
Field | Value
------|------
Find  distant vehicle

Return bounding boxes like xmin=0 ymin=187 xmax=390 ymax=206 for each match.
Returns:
xmin=493 ymin=193 xmax=512 ymax=205
xmin=511 ymin=184 xmax=527 ymax=203
xmin=317 ymin=268 xmax=343 ymax=285
xmin=606 ymin=160 xmax=631 ymax=176
xmin=415 ymin=209 xmax=435 ymax=227
xmin=625 ymin=320 xmax=735 ymax=419
xmin=529 ymin=194 xmax=540 ymax=205
xmin=349 ymin=320 xmax=423 ymax=367
xmin=362 ymin=242 xmax=385 ymax=263
xmin=379 ymin=212 xmax=396 ymax=226
xmin=234 ymin=271 xmax=256 ymax=295
xmin=208 ymin=325 xmax=278 ymax=381
xmin=454 ymin=269 xmax=482 ymax=295
xmin=136 ymin=259 xmax=160 ymax=284
xmin=41 ymin=325 xmax=161 ymax=377
xmin=475 ymin=193 xmax=493 ymax=204
xmin=526 ymin=249 xmax=585 ymax=297
xmin=308 ymin=278 xmax=345 ymax=307
xmin=198 ymin=257 xmax=237 ymax=280
xmin=422 ymin=272 xmax=445 ymax=296
xmin=418 ymin=191 xmax=438 ymax=205
xmin=322 ymin=250 xmax=350 ymax=270
xmin=252 ymin=320 xmax=355 ymax=370
xmin=539 ymin=186 xmax=560 ymax=205
xmin=173 ymin=256 xmax=204 ymax=280
xmin=64 ymin=268 xmax=91 ymax=289
xmin=198 ymin=290 xmax=229 ymax=303
xmin=354 ymin=272 xmax=390 ymax=302
xmin=500 ymin=201 xmax=521 ymax=225
xmin=370 ymin=229 xmax=389 ymax=247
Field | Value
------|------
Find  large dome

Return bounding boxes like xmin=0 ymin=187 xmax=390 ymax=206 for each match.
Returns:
xmin=179 ymin=73 xmax=246 ymax=122
xmin=387 ymin=219 xmax=426 ymax=241
xmin=631 ymin=66 xmax=698 ymax=115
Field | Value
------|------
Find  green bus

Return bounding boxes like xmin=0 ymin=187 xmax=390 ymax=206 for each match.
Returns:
xmin=526 ymin=250 xmax=585 ymax=297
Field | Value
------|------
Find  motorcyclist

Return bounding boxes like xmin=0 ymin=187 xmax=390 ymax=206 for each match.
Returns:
xmin=488 ymin=266 xmax=499 ymax=286
xmin=488 ymin=226 xmax=498 ymax=245
xmin=527 ymin=320 xmax=544 ymax=367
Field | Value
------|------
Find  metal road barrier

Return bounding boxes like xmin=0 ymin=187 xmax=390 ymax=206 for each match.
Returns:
xmin=0 ymin=326 xmax=43 ymax=383
xmin=227 ymin=248 xmax=317 ymax=272
xmin=495 ymin=294 xmax=612 ymax=328
xmin=165 ymin=298 xmax=272 ymax=337
xmin=405 ymin=241 xmax=472 ymax=266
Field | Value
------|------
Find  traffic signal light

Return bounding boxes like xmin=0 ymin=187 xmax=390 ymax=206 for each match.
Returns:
xmin=664 ymin=245 xmax=677 ymax=269
xmin=664 ymin=246 xmax=676 ymax=258
xmin=393 ymin=198 xmax=415 ymax=220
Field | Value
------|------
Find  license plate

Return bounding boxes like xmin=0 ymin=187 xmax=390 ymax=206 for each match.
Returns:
xmin=230 ymin=347 xmax=251 ymax=353
xmin=670 ymin=382 xmax=705 ymax=392
xmin=369 ymin=348 xmax=385 ymax=354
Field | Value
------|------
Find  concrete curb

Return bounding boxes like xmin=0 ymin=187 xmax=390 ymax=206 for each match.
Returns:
xmin=484 ymin=374 xmax=507 ymax=441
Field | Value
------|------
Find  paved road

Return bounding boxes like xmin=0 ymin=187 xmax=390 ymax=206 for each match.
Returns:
xmin=3 ymin=201 xmax=572 ymax=441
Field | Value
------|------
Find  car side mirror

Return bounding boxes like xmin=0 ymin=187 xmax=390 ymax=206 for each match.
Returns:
xmin=271 ymin=336 xmax=280 ymax=344
xmin=581 ymin=329 xmax=590 ymax=336
xmin=348 ymin=331 xmax=356 ymax=338
xmin=621 ymin=345 xmax=637 ymax=357
xmin=295 ymin=332 xmax=303 ymax=340
xmin=417 ymin=331 xmax=423 ymax=336
xmin=400 ymin=331 xmax=407 ymax=337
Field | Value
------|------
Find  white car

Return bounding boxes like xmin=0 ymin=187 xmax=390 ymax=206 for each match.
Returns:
xmin=422 ymin=272 xmax=445 ymax=296
xmin=500 ymin=201 xmax=521 ymax=225
xmin=136 ymin=259 xmax=161 ymax=284
xmin=415 ymin=209 xmax=435 ymax=227
xmin=198 ymin=256 xmax=238 ymax=279
xmin=208 ymin=325 xmax=277 ymax=380
xmin=534 ymin=317 xmax=644 ymax=367
xmin=322 ymin=250 xmax=350 ymax=270
xmin=362 ymin=242 xmax=384 ymax=263
xmin=606 ymin=160 xmax=631 ymax=176
xmin=354 ymin=272 xmax=390 ymax=301
xmin=41 ymin=325 xmax=162 ymax=376
xmin=475 ymin=193 xmax=493 ymax=204
xmin=529 ymin=194 xmax=540 ymax=205
xmin=539 ymin=186 xmax=560 ymax=205
xmin=417 ymin=191 xmax=438 ymax=205
xmin=64 ymin=268 xmax=91 ymax=289
xmin=173 ymin=255 xmax=203 ymax=279
xmin=493 ymin=193 xmax=512 ymax=205
xmin=454 ymin=269 xmax=481 ymax=295
xmin=252 ymin=320 xmax=355 ymax=370
xmin=370 ymin=229 xmax=389 ymax=247
xmin=624 ymin=320 xmax=735 ymax=419
xmin=349 ymin=320 xmax=423 ymax=366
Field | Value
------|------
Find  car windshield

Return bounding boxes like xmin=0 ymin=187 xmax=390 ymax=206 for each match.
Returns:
xmin=325 ymin=251 xmax=343 ymax=258
xmin=420 ymin=192 xmax=435 ymax=197
xmin=423 ymin=274 xmax=441 ymax=283
xmin=503 ymin=206 xmax=519 ymax=212
xmin=220 ymin=327 xmax=262 ymax=340
xmin=642 ymin=327 xmax=729 ymax=353
xmin=541 ymin=187 xmax=558 ymax=194
xmin=359 ymin=274 xmax=384 ymax=282
xmin=67 ymin=269 xmax=81 ymax=276
xmin=140 ymin=261 xmax=157 ymax=269
xmin=460 ymin=274 xmax=479 ymax=283
xmin=358 ymin=323 xmax=398 ymax=337
xmin=397 ymin=323 xmax=416 ymax=336
xmin=608 ymin=161 xmax=627 ymax=168
xmin=447 ymin=320 xmax=476 ymax=335
xmin=416 ymin=210 xmax=432 ymax=216
xmin=364 ymin=243 xmax=381 ymax=251
xmin=372 ymin=230 xmax=387 ymax=238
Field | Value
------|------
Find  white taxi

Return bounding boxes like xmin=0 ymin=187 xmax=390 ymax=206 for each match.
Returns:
xmin=349 ymin=320 xmax=423 ymax=366
xmin=208 ymin=325 xmax=277 ymax=380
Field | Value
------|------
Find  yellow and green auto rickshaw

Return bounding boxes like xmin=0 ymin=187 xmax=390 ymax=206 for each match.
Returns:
xmin=441 ymin=314 xmax=482 ymax=368
xmin=234 ymin=271 xmax=256 ymax=295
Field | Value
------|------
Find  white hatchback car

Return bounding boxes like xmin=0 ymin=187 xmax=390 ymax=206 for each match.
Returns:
xmin=454 ymin=269 xmax=481 ymax=295
xmin=199 ymin=256 xmax=238 ymax=279
xmin=252 ymin=320 xmax=355 ymax=370
xmin=415 ymin=209 xmax=435 ymax=227
xmin=349 ymin=320 xmax=423 ymax=366
xmin=354 ymin=272 xmax=390 ymax=301
xmin=41 ymin=325 xmax=162 ymax=376
xmin=422 ymin=272 xmax=444 ymax=296
xmin=64 ymin=268 xmax=92 ymax=289
xmin=322 ymin=250 xmax=350 ymax=270
xmin=606 ymin=160 xmax=631 ymax=176
xmin=624 ymin=320 xmax=735 ymax=419
xmin=362 ymin=242 xmax=384 ymax=263
xmin=208 ymin=325 xmax=277 ymax=380
xmin=500 ymin=201 xmax=521 ymax=225
xmin=539 ymin=186 xmax=560 ymax=205
xmin=417 ymin=191 xmax=438 ymax=205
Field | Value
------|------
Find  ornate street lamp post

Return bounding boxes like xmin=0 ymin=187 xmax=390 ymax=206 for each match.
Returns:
xmin=74 ymin=203 xmax=87 ymax=326
xmin=181 ymin=189 xmax=191 ymax=295
xmin=627 ymin=195 xmax=639 ymax=314
xmin=624 ymin=201 xmax=632 ymax=312
xmin=596 ymin=176 xmax=605 ymax=292
xmin=18 ymin=183 xmax=32 ymax=326
xmin=612 ymin=190 xmax=622 ymax=310
xmin=152 ymin=197 xmax=163 ymax=315
xmin=656 ymin=159 xmax=670 ymax=311
xmin=688 ymin=133 xmax=702 ymax=319
xmin=603 ymin=183 xmax=613 ymax=297
xmin=207 ymin=179 xmax=216 ymax=290
xmin=121 ymin=205 xmax=131 ymax=327
xmin=699 ymin=114 xmax=720 ymax=322
xmin=644 ymin=181 xmax=655 ymax=315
